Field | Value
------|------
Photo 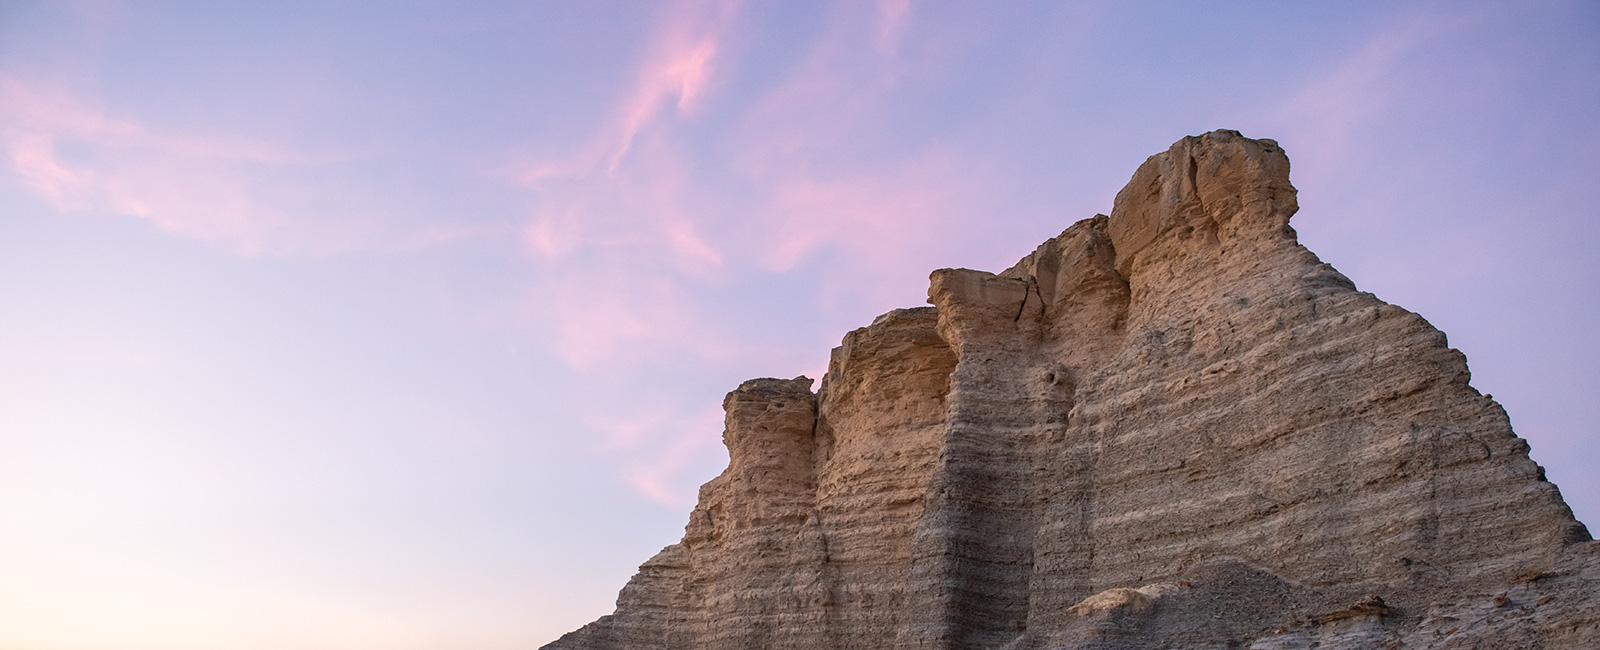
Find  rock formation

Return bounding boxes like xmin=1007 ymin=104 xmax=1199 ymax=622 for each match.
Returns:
xmin=543 ymin=130 xmax=1597 ymax=649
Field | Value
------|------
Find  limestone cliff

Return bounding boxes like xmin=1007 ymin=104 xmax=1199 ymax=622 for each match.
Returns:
xmin=544 ymin=131 xmax=1597 ymax=649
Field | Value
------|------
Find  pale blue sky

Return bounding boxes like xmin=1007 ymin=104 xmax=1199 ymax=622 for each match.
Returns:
xmin=1 ymin=1 xmax=1596 ymax=648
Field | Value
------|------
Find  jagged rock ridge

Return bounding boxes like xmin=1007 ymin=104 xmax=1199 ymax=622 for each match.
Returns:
xmin=544 ymin=131 xmax=1597 ymax=649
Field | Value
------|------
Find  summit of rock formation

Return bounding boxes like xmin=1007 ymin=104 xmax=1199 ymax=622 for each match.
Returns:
xmin=544 ymin=130 xmax=1598 ymax=649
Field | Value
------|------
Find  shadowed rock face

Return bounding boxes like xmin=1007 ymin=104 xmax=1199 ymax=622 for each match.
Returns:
xmin=544 ymin=131 xmax=1598 ymax=650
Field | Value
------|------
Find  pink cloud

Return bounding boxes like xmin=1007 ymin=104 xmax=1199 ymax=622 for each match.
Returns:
xmin=608 ymin=0 xmax=740 ymax=172
xmin=500 ymin=0 xmax=1007 ymax=506
xmin=539 ymin=271 xmax=724 ymax=371
xmin=514 ymin=148 xmax=736 ymax=371
xmin=1268 ymin=8 xmax=1475 ymax=182
xmin=511 ymin=0 xmax=743 ymax=267
xmin=585 ymin=401 xmax=727 ymax=508
xmin=0 ymin=74 xmax=294 ymax=252
xmin=626 ymin=406 xmax=728 ymax=508
xmin=710 ymin=4 xmax=1005 ymax=283
xmin=756 ymin=145 xmax=972 ymax=273
xmin=0 ymin=73 xmax=499 ymax=256
xmin=662 ymin=218 xmax=724 ymax=268
xmin=513 ymin=0 xmax=741 ymax=182
xmin=507 ymin=0 xmax=752 ymax=378
xmin=509 ymin=0 xmax=1005 ymax=368
xmin=875 ymin=0 xmax=912 ymax=53
xmin=9 ymin=131 xmax=92 ymax=209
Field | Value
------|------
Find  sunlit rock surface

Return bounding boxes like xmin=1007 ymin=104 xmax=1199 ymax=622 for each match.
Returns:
xmin=543 ymin=131 xmax=1597 ymax=650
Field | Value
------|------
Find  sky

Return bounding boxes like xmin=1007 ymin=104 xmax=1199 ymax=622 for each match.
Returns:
xmin=0 ymin=1 xmax=1596 ymax=648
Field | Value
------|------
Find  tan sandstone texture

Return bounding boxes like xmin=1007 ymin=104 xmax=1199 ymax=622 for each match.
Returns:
xmin=543 ymin=131 xmax=1597 ymax=649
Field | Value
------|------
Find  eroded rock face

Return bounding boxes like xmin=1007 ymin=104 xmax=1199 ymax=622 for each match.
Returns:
xmin=544 ymin=131 xmax=1597 ymax=649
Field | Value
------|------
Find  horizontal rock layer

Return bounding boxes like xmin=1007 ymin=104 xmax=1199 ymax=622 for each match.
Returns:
xmin=544 ymin=130 xmax=1597 ymax=649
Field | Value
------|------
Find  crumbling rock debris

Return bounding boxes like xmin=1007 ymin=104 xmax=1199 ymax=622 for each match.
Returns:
xmin=543 ymin=131 xmax=1597 ymax=650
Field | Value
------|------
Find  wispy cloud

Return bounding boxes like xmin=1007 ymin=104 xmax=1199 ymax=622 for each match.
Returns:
xmin=504 ymin=0 xmax=1008 ymax=504
xmin=510 ymin=0 xmax=1004 ymax=368
xmin=1268 ymin=7 xmax=1476 ymax=183
xmin=0 ymin=72 xmax=509 ymax=256
xmin=755 ymin=145 xmax=976 ymax=272
xmin=505 ymin=0 xmax=1004 ymax=502
xmin=718 ymin=0 xmax=1007 ymax=289
xmin=0 ymin=73 xmax=311 ymax=253
xmin=513 ymin=0 xmax=740 ymax=177
xmin=874 ymin=0 xmax=912 ymax=53
xmin=609 ymin=2 xmax=734 ymax=171
xmin=511 ymin=0 xmax=745 ymax=371
xmin=586 ymin=401 xmax=727 ymax=508
xmin=535 ymin=269 xmax=734 ymax=372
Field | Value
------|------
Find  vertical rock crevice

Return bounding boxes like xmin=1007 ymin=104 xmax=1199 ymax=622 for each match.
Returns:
xmin=815 ymin=307 xmax=960 ymax=649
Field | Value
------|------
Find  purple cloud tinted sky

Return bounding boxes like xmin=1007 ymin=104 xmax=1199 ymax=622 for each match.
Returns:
xmin=1 ymin=1 xmax=1596 ymax=647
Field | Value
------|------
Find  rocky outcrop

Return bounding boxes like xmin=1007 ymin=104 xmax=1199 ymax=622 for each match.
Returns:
xmin=543 ymin=131 xmax=1597 ymax=649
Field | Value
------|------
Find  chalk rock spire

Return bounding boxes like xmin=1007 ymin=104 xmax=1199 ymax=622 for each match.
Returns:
xmin=544 ymin=130 xmax=1597 ymax=650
